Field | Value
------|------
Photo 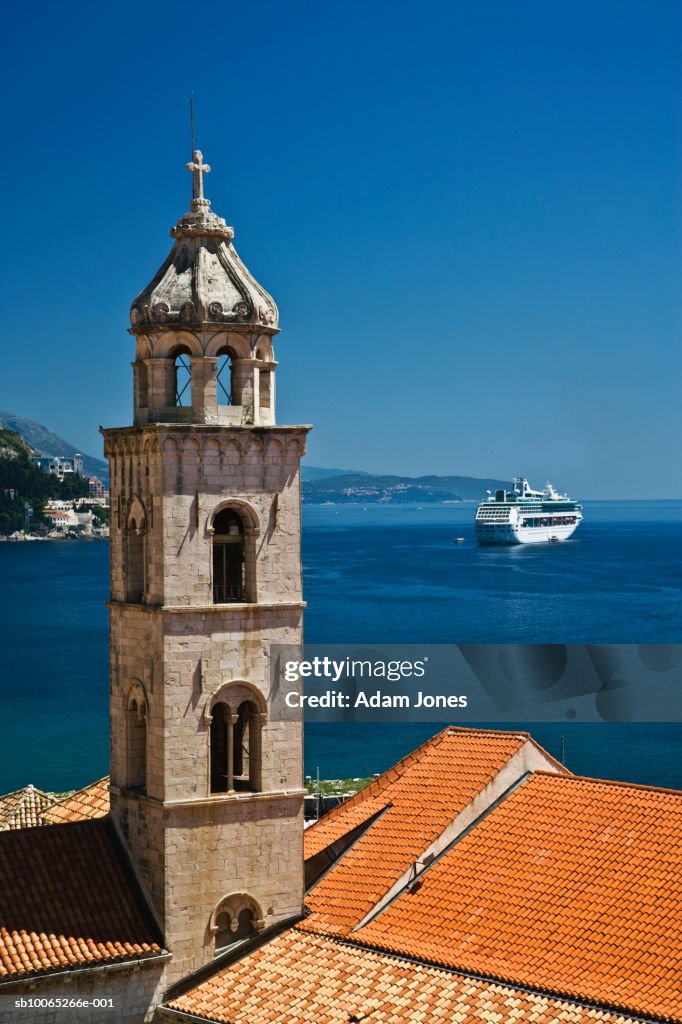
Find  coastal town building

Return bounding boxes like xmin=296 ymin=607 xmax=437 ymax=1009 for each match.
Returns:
xmin=42 ymin=500 xmax=97 ymax=533
xmin=0 ymin=156 xmax=680 ymax=1024
xmin=87 ymin=475 xmax=109 ymax=500
xmin=33 ymin=454 xmax=84 ymax=480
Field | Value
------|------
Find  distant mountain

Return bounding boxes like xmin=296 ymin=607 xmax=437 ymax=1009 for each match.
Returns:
xmin=302 ymin=472 xmax=509 ymax=503
xmin=0 ymin=417 xmax=506 ymax=501
xmin=0 ymin=411 xmax=108 ymax=479
xmin=301 ymin=465 xmax=370 ymax=481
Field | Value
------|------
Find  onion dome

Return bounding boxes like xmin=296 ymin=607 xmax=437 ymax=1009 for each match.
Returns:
xmin=129 ymin=151 xmax=278 ymax=333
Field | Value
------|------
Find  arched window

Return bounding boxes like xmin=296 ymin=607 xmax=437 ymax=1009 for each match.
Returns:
xmin=212 ymin=509 xmax=245 ymax=603
xmin=126 ymin=499 xmax=147 ymax=603
xmin=209 ymin=689 xmax=264 ymax=795
xmin=210 ymin=701 xmax=230 ymax=794
xmin=172 ymin=346 xmax=192 ymax=407
xmin=216 ymin=346 xmax=235 ymax=406
xmin=209 ymin=893 xmax=264 ymax=956
xmin=215 ymin=908 xmax=256 ymax=952
xmin=126 ymin=691 xmax=147 ymax=791
xmin=233 ymin=700 xmax=258 ymax=791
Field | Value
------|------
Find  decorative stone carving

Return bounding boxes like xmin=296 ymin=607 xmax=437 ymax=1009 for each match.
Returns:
xmin=129 ymin=151 xmax=279 ymax=332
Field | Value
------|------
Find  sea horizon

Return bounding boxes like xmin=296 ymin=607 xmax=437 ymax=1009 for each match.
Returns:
xmin=0 ymin=499 xmax=680 ymax=795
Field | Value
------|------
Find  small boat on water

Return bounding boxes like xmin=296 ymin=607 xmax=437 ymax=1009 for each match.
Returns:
xmin=475 ymin=477 xmax=583 ymax=545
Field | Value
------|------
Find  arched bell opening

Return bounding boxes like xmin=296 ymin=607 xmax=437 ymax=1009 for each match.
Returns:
xmin=215 ymin=345 xmax=236 ymax=406
xmin=171 ymin=345 xmax=193 ymax=407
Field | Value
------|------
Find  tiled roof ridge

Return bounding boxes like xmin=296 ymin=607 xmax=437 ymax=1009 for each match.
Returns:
xmin=304 ymin=727 xmax=452 ymax=839
xmin=305 ymin=725 xmax=528 ymax=842
xmin=1 ymin=784 xmax=52 ymax=800
xmin=0 ymin=814 xmax=108 ymax=839
xmin=0 ymin=785 xmax=57 ymax=832
xmin=327 ymin=930 xmax=673 ymax=1024
xmin=40 ymin=775 xmax=110 ymax=826
xmin=532 ymin=770 xmax=682 ymax=798
xmin=305 ymin=803 xmax=394 ymax=889
xmin=72 ymin=774 xmax=109 ymax=792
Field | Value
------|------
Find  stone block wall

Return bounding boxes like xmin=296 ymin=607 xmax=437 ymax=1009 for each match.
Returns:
xmin=0 ymin=962 xmax=168 ymax=1024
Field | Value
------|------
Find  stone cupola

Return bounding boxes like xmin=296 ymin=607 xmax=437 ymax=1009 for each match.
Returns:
xmin=129 ymin=151 xmax=278 ymax=427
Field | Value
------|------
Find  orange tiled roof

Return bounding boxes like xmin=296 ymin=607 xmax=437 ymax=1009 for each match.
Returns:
xmin=0 ymin=785 xmax=55 ymax=831
xmin=302 ymin=727 xmax=533 ymax=935
xmin=41 ymin=777 xmax=110 ymax=825
xmin=355 ymin=772 xmax=682 ymax=1021
xmin=304 ymin=794 xmax=389 ymax=859
xmin=166 ymin=926 xmax=649 ymax=1024
xmin=0 ymin=818 xmax=164 ymax=980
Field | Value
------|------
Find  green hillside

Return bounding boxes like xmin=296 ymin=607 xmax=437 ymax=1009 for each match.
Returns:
xmin=0 ymin=429 xmax=88 ymax=534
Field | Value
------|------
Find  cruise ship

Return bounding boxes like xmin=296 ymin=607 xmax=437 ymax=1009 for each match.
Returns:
xmin=475 ymin=478 xmax=583 ymax=545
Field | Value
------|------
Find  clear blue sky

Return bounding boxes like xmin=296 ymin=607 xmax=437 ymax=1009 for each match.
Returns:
xmin=0 ymin=0 xmax=679 ymax=497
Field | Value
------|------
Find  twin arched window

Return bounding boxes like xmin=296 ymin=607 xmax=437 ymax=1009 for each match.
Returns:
xmin=209 ymin=691 xmax=263 ymax=794
xmin=209 ymin=892 xmax=264 ymax=956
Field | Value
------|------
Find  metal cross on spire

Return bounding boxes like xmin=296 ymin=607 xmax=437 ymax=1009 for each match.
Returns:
xmin=187 ymin=150 xmax=210 ymax=202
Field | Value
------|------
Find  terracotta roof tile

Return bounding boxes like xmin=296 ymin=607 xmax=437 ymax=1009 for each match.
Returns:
xmin=0 ymin=817 xmax=164 ymax=980
xmin=304 ymin=795 xmax=389 ymax=859
xmin=167 ymin=927 xmax=647 ymax=1023
xmin=41 ymin=777 xmax=110 ymax=825
xmin=302 ymin=727 xmax=533 ymax=935
xmin=355 ymin=772 xmax=682 ymax=1021
xmin=0 ymin=786 xmax=55 ymax=831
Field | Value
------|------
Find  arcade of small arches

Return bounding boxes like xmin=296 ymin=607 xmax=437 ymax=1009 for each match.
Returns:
xmin=104 ymin=429 xmax=306 ymax=470
xmin=132 ymin=331 xmax=276 ymax=427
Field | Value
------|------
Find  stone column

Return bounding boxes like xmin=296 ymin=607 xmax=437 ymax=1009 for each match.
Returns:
xmin=147 ymin=359 xmax=176 ymax=416
xmin=132 ymin=361 xmax=149 ymax=425
xmin=191 ymin=356 xmax=218 ymax=423
xmin=232 ymin=359 xmax=256 ymax=422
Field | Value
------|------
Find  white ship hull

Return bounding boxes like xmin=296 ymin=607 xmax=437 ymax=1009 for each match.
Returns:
xmin=476 ymin=520 xmax=579 ymax=546
xmin=475 ymin=478 xmax=582 ymax=546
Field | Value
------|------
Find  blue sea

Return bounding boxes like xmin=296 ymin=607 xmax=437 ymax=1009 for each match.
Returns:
xmin=0 ymin=500 xmax=680 ymax=794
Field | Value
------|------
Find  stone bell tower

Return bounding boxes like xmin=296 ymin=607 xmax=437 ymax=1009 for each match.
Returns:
xmin=102 ymin=152 xmax=309 ymax=983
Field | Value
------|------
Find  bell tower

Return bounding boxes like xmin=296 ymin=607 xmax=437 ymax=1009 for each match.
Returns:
xmin=102 ymin=153 xmax=309 ymax=982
